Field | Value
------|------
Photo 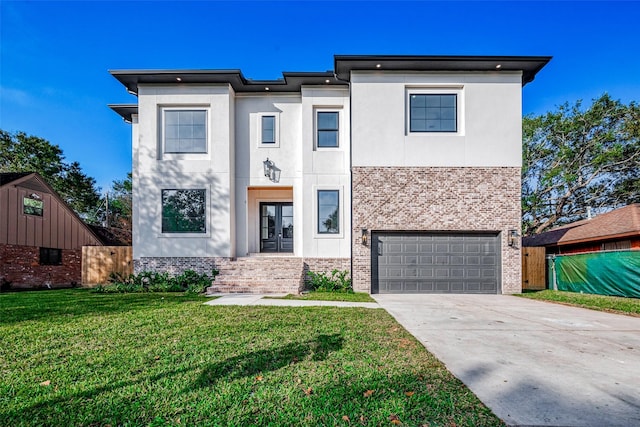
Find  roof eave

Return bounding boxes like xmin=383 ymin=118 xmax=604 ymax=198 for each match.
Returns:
xmin=333 ymin=55 xmax=552 ymax=86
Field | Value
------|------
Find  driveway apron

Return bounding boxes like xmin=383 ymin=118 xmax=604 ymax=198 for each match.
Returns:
xmin=374 ymin=294 xmax=640 ymax=427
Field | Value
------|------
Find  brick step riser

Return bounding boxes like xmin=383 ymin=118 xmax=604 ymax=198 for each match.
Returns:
xmin=207 ymin=257 xmax=306 ymax=294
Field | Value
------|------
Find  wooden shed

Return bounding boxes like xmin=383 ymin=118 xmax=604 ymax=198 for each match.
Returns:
xmin=0 ymin=172 xmax=103 ymax=289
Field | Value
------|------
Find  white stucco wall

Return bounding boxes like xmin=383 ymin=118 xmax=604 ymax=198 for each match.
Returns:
xmin=301 ymin=87 xmax=351 ymax=258
xmin=234 ymin=89 xmax=351 ymax=258
xmin=350 ymin=72 xmax=523 ymax=167
xmin=133 ymin=84 xmax=235 ymax=258
xmin=134 ymin=84 xmax=351 ymax=260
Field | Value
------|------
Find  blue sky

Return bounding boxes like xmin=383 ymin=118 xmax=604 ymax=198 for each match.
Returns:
xmin=1 ymin=1 xmax=639 ymax=192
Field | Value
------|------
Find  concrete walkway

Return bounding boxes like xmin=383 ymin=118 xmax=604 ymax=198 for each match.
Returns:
xmin=204 ymin=293 xmax=380 ymax=308
xmin=373 ymin=294 xmax=640 ymax=427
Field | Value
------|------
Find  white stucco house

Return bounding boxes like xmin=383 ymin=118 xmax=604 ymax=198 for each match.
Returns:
xmin=110 ymin=55 xmax=550 ymax=294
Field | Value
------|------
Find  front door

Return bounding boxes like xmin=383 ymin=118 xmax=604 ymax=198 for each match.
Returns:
xmin=260 ymin=202 xmax=293 ymax=253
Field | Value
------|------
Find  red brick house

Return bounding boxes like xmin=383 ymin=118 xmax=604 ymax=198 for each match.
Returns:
xmin=0 ymin=172 xmax=104 ymax=290
xmin=522 ymin=204 xmax=640 ymax=254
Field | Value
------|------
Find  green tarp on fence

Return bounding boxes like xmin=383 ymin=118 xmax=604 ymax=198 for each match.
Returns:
xmin=548 ymin=250 xmax=640 ymax=298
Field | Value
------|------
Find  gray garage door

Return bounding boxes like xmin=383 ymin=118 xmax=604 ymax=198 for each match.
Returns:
xmin=372 ymin=233 xmax=500 ymax=294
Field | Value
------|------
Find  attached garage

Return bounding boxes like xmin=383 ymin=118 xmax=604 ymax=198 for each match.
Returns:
xmin=372 ymin=232 xmax=500 ymax=294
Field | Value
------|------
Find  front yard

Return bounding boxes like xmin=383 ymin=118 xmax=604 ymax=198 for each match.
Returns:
xmin=518 ymin=290 xmax=640 ymax=316
xmin=0 ymin=290 xmax=502 ymax=426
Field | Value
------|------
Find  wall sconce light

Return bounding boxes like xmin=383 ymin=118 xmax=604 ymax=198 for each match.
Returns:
xmin=262 ymin=158 xmax=281 ymax=183
xmin=361 ymin=228 xmax=368 ymax=246
xmin=508 ymin=229 xmax=519 ymax=247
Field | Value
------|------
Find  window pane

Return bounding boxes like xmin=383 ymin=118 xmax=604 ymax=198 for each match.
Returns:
xmin=164 ymin=110 xmax=207 ymax=153
xmin=409 ymin=94 xmax=457 ymax=133
xmin=282 ymin=217 xmax=293 ymax=238
xmin=39 ymin=247 xmax=62 ymax=265
xmin=410 ymin=94 xmax=425 ymax=107
xmin=318 ymin=190 xmax=339 ymax=234
xmin=162 ymin=189 xmax=206 ymax=233
xmin=410 ymin=120 xmax=427 ymax=132
xmin=24 ymin=198 xmax=44 ymax=216
xmin=261 ymin=116 xmax=276 ymax=143
xmin=317 ymin=112 xmax=338 ymax=130
xmin=318 ymin=130 xmax=338 ymax=147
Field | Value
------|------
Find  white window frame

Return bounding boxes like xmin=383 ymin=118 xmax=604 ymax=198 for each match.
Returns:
xmin=313 ymin=186 xmax=344 ymax=238
xmin=314 ymin=107 xmax=342 ymax=150
xmin=160 ymin=107 xmax=209 ymax=154
xmin=257 ymin=112 xmax=280 ymax=147
xmin=406 ymin=86 xmax=464 ymax=136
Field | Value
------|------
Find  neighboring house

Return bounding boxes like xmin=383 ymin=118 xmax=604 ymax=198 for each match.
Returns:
xmin=0 ymin=172 xmax=104 ymax=289
xmin=523 ymin=204 xmax=640 ymax=254
xmin=110 ymin=54 xmax=550 ymax=294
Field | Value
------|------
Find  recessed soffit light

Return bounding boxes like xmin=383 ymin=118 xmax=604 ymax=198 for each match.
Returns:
xmin=176 ymin=77 xmax=182 ymax=81
xmin=265 ymin=87 xmax=270 ymax=91
xmin=375 ymin=63 xmax=381 ymax=68
xmin=495 ymin=64 xmax=502 ymax=69
xmin=325 ymin=79 xmax=330 ymax=83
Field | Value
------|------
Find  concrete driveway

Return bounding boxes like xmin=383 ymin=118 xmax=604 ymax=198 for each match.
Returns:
xmin=373 ymin=294 xmax=640 ymax=427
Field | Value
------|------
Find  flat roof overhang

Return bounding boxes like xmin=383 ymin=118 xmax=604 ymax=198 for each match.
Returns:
xmin=334 ymin=55 xmax=552 ymax=86
xmin=109 ymin=104 xmax=138 ymax=122
xmin=109 ymin=70 xmax=347 ymax=96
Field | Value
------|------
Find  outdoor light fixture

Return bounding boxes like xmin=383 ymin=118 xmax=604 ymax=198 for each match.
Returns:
xmin=361 ymin=228 xmax=368 ymax=246
xmin=508 ymin=229 xmax=519 ymax=247
xmin=262 ymin=158 xmax=281 ymax=183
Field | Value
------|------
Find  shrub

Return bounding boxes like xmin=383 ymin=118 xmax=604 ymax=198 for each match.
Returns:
xmin=94 ymin=269 xmax=220 ymax=294
xmin=307 ymin=269 xmax=352 ymax=293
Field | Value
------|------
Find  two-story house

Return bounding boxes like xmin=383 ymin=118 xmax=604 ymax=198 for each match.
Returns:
xmin=110 ymin=55 xmax=550 ymax=294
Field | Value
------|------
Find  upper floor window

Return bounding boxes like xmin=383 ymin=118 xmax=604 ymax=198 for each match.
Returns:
xmin=317 ymin=190 xmax=339 ymax=234
xmin=409 ymin=94 xmax=457 ymax=132
xmin=161 ymin=189 xmax=206 ymax=233
xmin=164 ymin=110 xmax=207 ymax=153
xmin=261 ymin=115 xmax=276 ymax=144
xmin=317 ymin=111 xmax=339 ymax=148
xmin=23 ymin=195 xmax=44 ymax=216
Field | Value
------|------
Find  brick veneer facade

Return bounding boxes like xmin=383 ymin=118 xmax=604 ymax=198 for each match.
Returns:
xmin=0 ymin=244 xmax=82 ymax=289
xmin=351 ymin=167 xmax=522 ymax=294
xmin=135 ymin=256 xmax=351 ymax=294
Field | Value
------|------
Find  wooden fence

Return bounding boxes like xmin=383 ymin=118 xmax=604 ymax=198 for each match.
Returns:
xmin=522 ymin=246 xmax=547 ymax=290
xmin=82 ymin=246 xmax=132 ymax=286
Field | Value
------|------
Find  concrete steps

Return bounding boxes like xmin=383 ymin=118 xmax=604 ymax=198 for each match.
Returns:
xmin=206 ymin=256 xmax=305 ymax=294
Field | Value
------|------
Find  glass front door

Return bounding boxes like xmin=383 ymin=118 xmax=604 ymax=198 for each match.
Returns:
xmin=260 ymin=202 xmax=293 ymax=253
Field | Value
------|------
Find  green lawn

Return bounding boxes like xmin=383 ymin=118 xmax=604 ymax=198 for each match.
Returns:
xmin=518 ymin=290 xmax=640 ymax=316
xmin=266 ymin=291 xmax=376 ymax=303
xmin=0 ymin=290 xmax=502 ymax=427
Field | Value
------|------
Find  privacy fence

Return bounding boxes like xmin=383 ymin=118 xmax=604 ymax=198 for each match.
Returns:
xmin=82 ymin=246 xmax=132 ymax=286
xmin=548 ymin=250 xmax=640 ymax=298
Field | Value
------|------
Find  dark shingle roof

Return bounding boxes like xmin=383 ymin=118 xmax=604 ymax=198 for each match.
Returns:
xmin=0 ymin=172 xmax=33 ymax=186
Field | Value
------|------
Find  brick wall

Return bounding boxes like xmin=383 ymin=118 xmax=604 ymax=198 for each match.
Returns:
xmin=134 ymin=257 xmax=229 ymax=276
xmin=0 ymin=244 xmax=82 ymax=289
xmin=352 ymin=167 xmax=522 ymax=294
xmin=303 ymin=257 xmax=351 ymax=289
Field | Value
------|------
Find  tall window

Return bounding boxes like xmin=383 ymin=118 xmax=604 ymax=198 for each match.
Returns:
xmin=261 ymin=115 xmax=276 ymax=144
xmin=410 ymin=94 xmax=457 ymax=132
xmin=161 ymin=189 xmax=206 ymax=233
xmin=23 ymin=196 xmax=44 ymax=216
xmin=318 ymin=190 xmax=339 ymax=234
xmin=317 ymin=111 xmax=339 ymax=147
xmin=164 ymin=110 xmax=207 ymax=153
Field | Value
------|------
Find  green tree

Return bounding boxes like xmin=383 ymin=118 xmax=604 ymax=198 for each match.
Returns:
xmin=99 ymin=172 xmax=132 ymax=230
xmin=522 ymin=94 xmax=640 ymax=235
xmin=0 ymin=130 xmax=101 ymax=217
